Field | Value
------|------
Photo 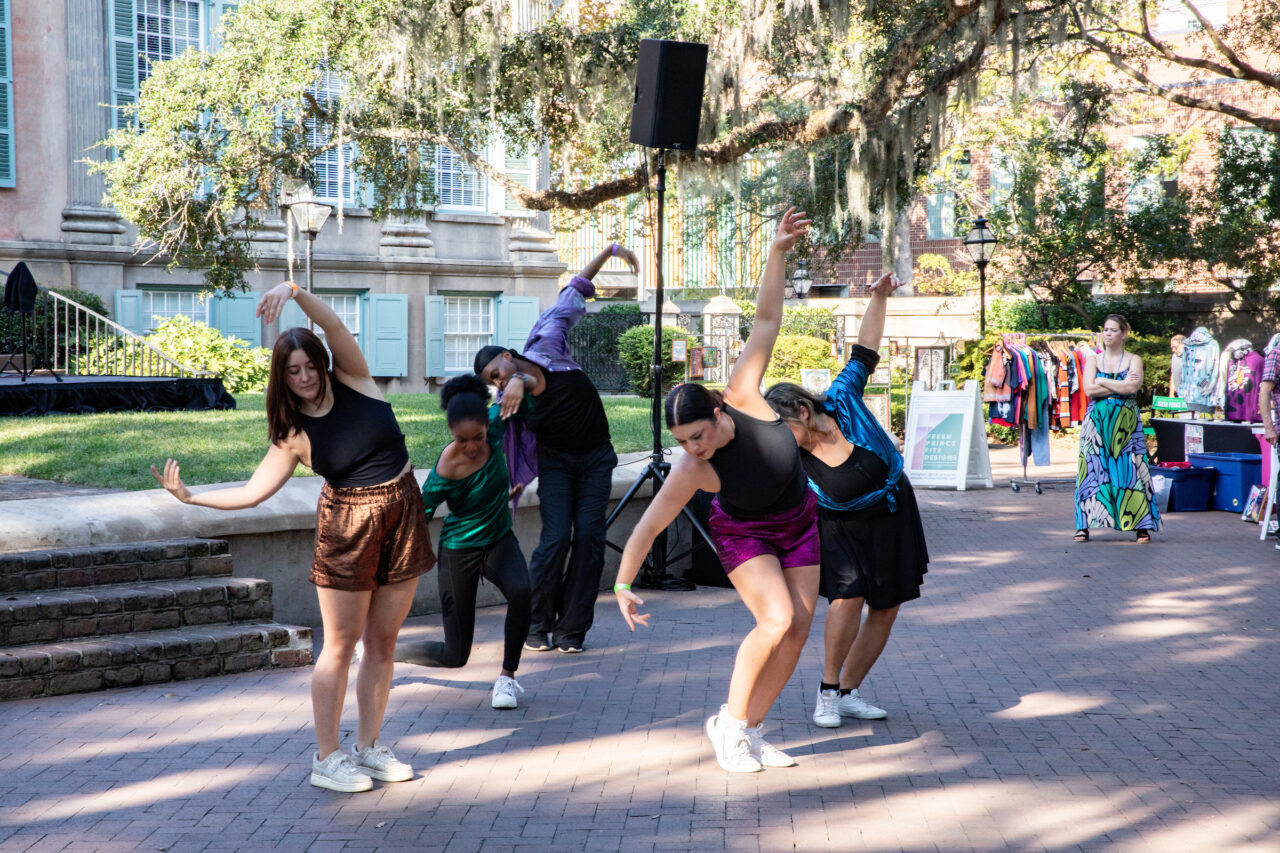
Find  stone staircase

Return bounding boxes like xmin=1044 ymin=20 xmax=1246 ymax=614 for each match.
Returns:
xmin=0 ymin=539 xmax=313 ymax=701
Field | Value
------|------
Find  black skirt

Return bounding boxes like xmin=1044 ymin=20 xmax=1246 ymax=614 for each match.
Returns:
xmin=816 ymin=475 xmax=929 ymax=609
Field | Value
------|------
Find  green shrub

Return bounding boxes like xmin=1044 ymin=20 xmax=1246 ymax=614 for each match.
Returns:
xmin=617 ymin=324 xmax=688 ymax=397
xmin=145 ymin=316 xmax=271 ymax=393
xmin=764 ymin=335 xmax=842 ymax=383
xmin=987 ymin=295 xmax=1181 ymax=337
xmin=734 ymin=301 xmax=836 ymax=342
xmin=0 ymin=287 xmax=113 ymax=369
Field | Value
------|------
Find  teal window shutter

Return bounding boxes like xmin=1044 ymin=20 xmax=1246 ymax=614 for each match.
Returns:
xmin=210 ymin=292 xmax=261 ymax=346
xmin=108 ymin=0 xmax=137 ymax=130
xmin=0 ymin=0 xmax=13 ymax=187
xmin=361 ymin=294 xmax=408 ymax=377
xmin=424 ymin=294 xmax=445 ymax=377
xmin=114 ymin=290 xmax=144 ymax=335
xmin=210 ymin=1 xmax=238 ymax=51
xmin=496 ymin=296 xmax=540 ymax=351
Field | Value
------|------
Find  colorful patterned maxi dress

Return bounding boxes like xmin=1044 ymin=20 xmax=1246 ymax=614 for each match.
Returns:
xmin=1075 ymin=362 xmax=1160 ymax=532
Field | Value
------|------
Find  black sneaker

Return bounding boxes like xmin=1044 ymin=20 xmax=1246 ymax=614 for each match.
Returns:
xmin=523 ymin=634 xmax=552 ymax=652
xmin=556 ymin=643 xmax=583 ymax=654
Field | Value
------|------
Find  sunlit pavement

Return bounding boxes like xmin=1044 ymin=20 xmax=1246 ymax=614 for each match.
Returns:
xmin=2 ymin=470 xmax=1278 ymax=852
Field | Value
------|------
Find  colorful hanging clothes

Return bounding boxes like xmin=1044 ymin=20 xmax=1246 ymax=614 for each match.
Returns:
xmin=1075 ymin=360 xmax=1160 ymax=532
xmin=1179 ymin=327 xmax=1220 ymax=409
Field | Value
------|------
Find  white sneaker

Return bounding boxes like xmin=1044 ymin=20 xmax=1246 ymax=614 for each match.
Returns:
xmin=311 ymin=750 xmax=373 ymax=792
xmin=705 ymin=708 xmax=763 ymax=774
xmin=491 ymin=675 xmax=524 ymax=710
xmin=350 ymin=740 xmax=414 ymax=782
xmin=745 ymin=723 xmax=797 ymax=768
xmin=813 ymin=689 xmax=842 ymax=728
xmin=837 ymin=689 xmax=887 ymax=720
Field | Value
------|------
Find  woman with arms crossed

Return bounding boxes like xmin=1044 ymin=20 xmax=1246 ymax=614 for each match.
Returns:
xmin=764 ymin=273 xmax=928 ymax=728
xmin=614 ymin=208 xmax=818 ymax=774
xmin=396 ymin=374 xmax=532 ymax=711
xmin=152 ymin=282 xmax=433 ymax=793
xmin=1074 ymin=314 xmax=1159 ymax=543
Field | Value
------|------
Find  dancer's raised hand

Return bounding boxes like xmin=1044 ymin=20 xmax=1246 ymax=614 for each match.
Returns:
xmin=771 ymin=207 xmax=812 ymax=254
xmin=868 ymin=273 xmax=903 ymax=298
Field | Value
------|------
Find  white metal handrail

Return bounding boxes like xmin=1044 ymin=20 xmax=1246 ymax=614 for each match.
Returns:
xmin=44 ymin=290 xmax=213 ymax=378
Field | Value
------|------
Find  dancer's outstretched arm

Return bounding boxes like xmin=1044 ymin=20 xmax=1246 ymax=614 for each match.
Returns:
xmin=724 ymin=208 xmax=810 ymax=418
xmin=857 ymin=273 xmax=901 ymax=351
xmin=614 ymin=456 xmax=717 ymax=630
xmin=151 ymin=443 xmax=298 ymax=510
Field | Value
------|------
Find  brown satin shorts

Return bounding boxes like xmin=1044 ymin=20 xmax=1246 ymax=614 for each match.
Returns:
xmin=309 ymin=469 xmax=436 ymax=591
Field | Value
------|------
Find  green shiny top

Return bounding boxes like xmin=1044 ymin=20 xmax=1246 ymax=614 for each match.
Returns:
xmin=421 ymin=406 xmax=512 ymax=550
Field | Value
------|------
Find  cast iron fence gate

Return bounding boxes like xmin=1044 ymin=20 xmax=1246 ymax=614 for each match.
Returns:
xmin=569 ymin=311 xmax=645 ymax=392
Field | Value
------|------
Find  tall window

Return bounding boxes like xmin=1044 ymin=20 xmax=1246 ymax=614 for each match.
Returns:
xmin=136 ymin=0 xmax=203 ymax=85
xmin=315 ymin=292 xmax=361 ymax=341
xmin=138 ymin=288 xmax=208 ymax=332
xmin=308 ymin=72 xmax=357 ymax=205
xmin=989 ymin=150 xmax=1014 ymax=211
xmin=926 ymin=193 xmax=956 ymax=240
xmin=435 ymin=146 xmax=486 ymax=210
xmin=1126 ymin=136 xmax=1168 ymax=214
xmin=443 ymin=296 xmax=493 ymax=372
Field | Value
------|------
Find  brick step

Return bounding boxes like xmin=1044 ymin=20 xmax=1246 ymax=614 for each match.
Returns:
xmin=0 ymin=539 xmax=232 ymax=595
xmin=0 ymin=622 xmax=314 ymax=700
xmin=0 ymin=576 xmax=275 ymax=646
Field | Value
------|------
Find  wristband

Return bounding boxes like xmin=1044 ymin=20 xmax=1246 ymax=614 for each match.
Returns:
xmin=610 ymin=243 xmax=619 ymax=256
xmin=287 ymin=282 xmax=299 ymax=298
xmin=613 ymin=583 xmax=631 ymax=592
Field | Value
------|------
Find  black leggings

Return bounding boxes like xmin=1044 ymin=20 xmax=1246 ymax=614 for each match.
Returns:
xmin=406 ymin=531 xmax=531 ymax=674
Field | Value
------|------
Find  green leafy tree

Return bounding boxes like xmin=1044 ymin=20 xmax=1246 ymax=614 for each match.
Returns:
xmin=95 ymin=0 xmax=1086 ymax=291
xmin=617 ymin=324 xmax=688 ymax=397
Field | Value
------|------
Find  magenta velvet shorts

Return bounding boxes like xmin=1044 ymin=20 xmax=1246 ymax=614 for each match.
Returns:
xmin=708 ymin=489 xmax=820 ymax=573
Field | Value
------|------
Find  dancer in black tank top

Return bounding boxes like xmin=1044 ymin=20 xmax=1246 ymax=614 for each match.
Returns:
xmin=152 ymin=283 xmax=432 ymax=794
xmin=613 ymin=208 xmax=821 ymax=774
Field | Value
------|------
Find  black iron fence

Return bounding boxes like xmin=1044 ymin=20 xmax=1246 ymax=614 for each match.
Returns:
xmin=569 ymin=310 xmax=646 ymax=392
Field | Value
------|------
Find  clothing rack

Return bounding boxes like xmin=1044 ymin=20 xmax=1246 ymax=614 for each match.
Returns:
xmin=1001 ymin=334 xmax=1083 ymax=494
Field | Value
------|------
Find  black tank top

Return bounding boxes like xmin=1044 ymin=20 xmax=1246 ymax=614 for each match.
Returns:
xmin=707 ymin=403 xmax=808 ymax=519
xmin=298 ymin=377 xmax=409 ymax=488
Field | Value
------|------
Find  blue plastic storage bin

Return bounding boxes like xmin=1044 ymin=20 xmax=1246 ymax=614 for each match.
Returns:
xmin=1186 ymin=452 xmax=1263 ymax=512
xmin=1154 ymin=466 xmax=1216 ymax=512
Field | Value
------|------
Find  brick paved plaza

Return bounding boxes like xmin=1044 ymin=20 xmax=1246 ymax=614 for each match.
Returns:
xmin=1 ymin=479 xmax=1277 ymax=852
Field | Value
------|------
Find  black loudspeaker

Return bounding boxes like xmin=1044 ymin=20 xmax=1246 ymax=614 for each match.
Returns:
xmin=628 ymin=39 xmax=708 ymax=150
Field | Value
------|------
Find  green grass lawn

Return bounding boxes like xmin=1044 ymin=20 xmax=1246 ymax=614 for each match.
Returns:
xmin=0 ymin=393 xmax=676 ymax=491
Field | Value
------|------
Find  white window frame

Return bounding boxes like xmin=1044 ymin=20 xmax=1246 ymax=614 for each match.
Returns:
xmin=314 ymin=291 xmax=362 ymax=342
xmin=435 ymin=145 xmax=487 ymax=211
xmin=1126 ymin=136 xmax=1168 ymax=214
xmin=137 ymin=287 xmax=209 ymax=333
xmin=135 ymin=0 xmax=205 ymax=86
xmin=307 ymin=71 xmax=357 ymax=206
xmin=442 ymin=295 xmax=495 ymax=373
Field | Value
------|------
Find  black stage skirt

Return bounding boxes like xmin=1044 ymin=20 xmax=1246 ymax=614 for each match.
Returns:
xmin=816 ymin=475 xmax=928 ymax=610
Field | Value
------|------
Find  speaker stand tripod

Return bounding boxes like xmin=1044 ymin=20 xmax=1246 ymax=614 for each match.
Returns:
xmin=604 ymin=150 xmax=711 ymax=590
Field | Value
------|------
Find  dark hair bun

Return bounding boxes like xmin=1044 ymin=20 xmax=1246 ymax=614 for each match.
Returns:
xmin=440 ymin=373 xmax=491 ymax=411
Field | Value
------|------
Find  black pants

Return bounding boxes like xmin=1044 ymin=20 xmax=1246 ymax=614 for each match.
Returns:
xmin=403 ymin=531 xmax=531 ymax=674
xmin=528 ymin=442 xmax=617 ymax=648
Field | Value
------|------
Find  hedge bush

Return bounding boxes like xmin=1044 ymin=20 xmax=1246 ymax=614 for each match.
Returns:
xmin=986 ymin=296 xmax=1181 ymax=338
xmin=0 ymin=287 xmax=113 ymax=369
xmin=734 ymin=301 xmax=836 ymax=342
xmin=143 ymin=316 xmax=272 ymax=393
xmin=764 ymin=335 xmax=842 ymax=383
xmin=617 ymin=324 xmax=688 ymax=397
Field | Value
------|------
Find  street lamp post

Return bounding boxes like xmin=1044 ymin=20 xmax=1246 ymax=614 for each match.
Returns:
xmin=962 ymin=217 xmax=999 ymax=335
xmin=790 ymin=259 xmax=813 ymax=301
xmin=282 ymin=189 xmax=333 ymax=330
